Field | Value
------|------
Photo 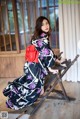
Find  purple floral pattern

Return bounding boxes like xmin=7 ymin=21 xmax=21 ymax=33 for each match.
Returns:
xmin=37 ymin=40 xmax=43 ymax=48
xmin=13 ymin=86 xmax=19 ymax=93
xmin=37 ymin=88 xmax=41 ymax=94
xmin=27 ymin=75 xmax=32 ymax=80
xmin=40 ymin=73 xmax=44 ymax=79
xmin=41 ymin=48 xmax=50 ymax=55
xmin=29 ymin=83 xmax=36 ymax=89
xmin=6 ymin=99 xmax=13 ymax=107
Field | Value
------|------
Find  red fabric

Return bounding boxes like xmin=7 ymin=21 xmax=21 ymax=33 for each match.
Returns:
xmin=25 ymin=45 xmax=39 ymax=63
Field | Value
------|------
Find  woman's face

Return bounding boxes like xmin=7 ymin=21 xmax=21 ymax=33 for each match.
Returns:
xmin=41 ymin=19 xmax=50 ymax=33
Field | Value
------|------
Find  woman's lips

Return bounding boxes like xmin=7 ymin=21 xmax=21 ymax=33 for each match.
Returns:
xmin=45 ymin=28 xmax=48 ymax=30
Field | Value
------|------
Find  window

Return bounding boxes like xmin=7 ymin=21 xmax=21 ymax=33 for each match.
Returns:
xmin=0 ymin=0 xmax=17 ymax=52
xmin=0 ymin=0 xmax=59 ymax=53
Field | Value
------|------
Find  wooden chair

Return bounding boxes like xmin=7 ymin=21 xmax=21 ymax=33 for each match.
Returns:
xmin=16 ymin=54 xmax=79 ymax=119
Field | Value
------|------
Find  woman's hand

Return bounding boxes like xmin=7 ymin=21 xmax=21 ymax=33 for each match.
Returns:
xmin=56 ymin=58 xmax=67 ymax=67
xmin=48 ymin=67 xmax=58 ymax=74
xmin=56 ymin=58 xmax=66 ymax=64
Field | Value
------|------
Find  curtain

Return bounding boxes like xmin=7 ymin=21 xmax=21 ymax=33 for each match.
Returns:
xmin=59 ymin=3 xmax=80 ymax=82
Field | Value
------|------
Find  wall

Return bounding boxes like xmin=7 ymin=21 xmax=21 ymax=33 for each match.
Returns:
xmin=0 ymin=53 xmax=25 ymax=78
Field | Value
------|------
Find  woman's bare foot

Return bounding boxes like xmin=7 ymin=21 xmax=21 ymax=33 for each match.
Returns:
xmin=40 ymin=88 xmax=44 ymax=95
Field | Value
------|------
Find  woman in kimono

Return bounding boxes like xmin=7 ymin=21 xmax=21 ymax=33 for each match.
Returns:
xmin=3 ymin=16 xmax=60 ymax=110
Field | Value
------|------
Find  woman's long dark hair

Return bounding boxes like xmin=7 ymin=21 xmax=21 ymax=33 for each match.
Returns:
xmin=31 ymin=16 xmax=52 ymax=40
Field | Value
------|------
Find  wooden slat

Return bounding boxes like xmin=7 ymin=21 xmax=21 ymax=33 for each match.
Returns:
xmin=12 ymin=0 xmax=20 ymax=53
xmin=0 ymin=5 xmax=6 ymax=51
xmin=40 ymin=0 xmax=42 ymax=16
xmin=26 ymin=0 xmax=31 ymax=35
xmin=20 ymin=0 xmax=26 ymax=49
xmin=26 ymin=0 xmax=34 ymax=39
xmin=6 ymin=0 xmax=13 ymax=51
xmin=34 ymin=0 xmax=37 ymax=22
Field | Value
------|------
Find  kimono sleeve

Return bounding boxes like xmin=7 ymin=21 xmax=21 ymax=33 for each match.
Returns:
xmin=32 ymin=35 xmax=57 ymax=68
xmin=40 ymin=46 xmax=56 ymax=67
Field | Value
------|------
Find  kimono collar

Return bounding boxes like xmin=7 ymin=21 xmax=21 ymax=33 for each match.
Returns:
xmin=39 ymin=33 xmax=47 ymax=38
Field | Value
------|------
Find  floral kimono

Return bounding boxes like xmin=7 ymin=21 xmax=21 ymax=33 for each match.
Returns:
xmin=3 ymin=33 xmax=57 ymax=110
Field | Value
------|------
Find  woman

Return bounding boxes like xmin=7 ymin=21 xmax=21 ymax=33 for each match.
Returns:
xmin=3 ymin=16 xmax=60 ymax=110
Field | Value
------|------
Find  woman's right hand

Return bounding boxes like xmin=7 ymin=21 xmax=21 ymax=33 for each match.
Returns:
xmin=48 ymin=67 xmax=58 ymax=74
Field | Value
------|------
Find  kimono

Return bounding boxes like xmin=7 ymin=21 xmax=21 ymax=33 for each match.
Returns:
xmin=3 ymin=33 xmax=57 ymax=110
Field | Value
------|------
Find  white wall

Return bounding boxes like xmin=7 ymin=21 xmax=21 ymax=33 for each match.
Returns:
xmin=59 ymin=3 xmax=80 ymax=82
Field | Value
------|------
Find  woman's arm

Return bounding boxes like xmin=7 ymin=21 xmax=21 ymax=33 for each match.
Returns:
xmin=48 ymin=67 xmax=58 ymax=74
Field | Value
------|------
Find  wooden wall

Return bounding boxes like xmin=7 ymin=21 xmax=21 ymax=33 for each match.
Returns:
xmin=0 ymin=53 xmax=25 ymax=78
xmin=0 ymin=49 xmax=59 ymax=78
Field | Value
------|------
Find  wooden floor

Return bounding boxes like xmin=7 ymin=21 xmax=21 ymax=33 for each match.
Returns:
xmin=0 ymin=78 xmax=80 ymax=119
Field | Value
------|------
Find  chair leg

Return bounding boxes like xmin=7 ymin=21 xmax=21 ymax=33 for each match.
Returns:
xmin=59 ymin=80 xmax=70 ymax=101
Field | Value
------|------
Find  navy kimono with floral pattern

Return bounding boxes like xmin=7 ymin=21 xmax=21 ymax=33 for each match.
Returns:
xmin=3 ymin=33 xmax=56 ymax=110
